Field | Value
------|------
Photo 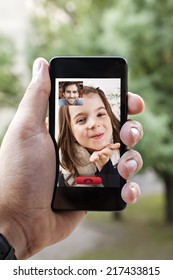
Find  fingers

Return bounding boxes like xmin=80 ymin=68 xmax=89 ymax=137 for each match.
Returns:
xmin=118 ymin=150 xmax=143 ymax=180
xmin=120 ymin=120 xmax=143 ymax=147
xmin=120 ymin=93 xmax=144 ymax=147
xmin=90 ymin=152 xmax=100 ymax=162
xmin=17 ymin=58 xmax=51 ymax=126
xmin=90 ymin=143 xmax=120 ymax=162
xmin=128 ymin=92 xmax=145 ymax=115
xmin=109 ymin=143 xmax=121 ymax=150
xmin=121 ymin=182 xmax=141 ymax=204
xmin=119 ymin=93 xmax=144 ymax=204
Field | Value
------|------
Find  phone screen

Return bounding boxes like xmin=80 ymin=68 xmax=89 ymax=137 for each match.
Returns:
xmin=49 ymin=57 xmax=127 ymax=211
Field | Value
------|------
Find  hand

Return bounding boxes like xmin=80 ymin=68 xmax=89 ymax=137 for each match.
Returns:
xmin=119 ymin=92 xmax=144 ymax=203
xmin=90 ymin=143 xmax=120 ymax=171
xmin=0 ymin=58 xmax=86 ymax=259
xmin=0 ymin=58 xmax=144 ymax=259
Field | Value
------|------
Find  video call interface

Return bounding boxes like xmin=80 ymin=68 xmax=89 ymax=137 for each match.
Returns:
xmin=55 ymin=78 xmax=121 ymax=188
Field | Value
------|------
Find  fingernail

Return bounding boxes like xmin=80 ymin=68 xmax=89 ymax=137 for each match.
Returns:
xmin=32 ymin=59 xmax=42 ymax=78
xmin=130 ymin=185 xmax=138 ymax=195
xmin=130 ymin=185 xmax=141 ymax=203
xmin=131 ymin=127 xmax=140 ymax=144
xmin=126 ymin=159 xmax=138 ymax=176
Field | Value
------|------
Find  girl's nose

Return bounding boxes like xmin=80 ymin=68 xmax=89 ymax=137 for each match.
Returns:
xmin=87 ymin=118 xmax=100 ymax=129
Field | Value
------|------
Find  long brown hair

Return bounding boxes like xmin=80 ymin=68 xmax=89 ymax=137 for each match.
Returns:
xmin=58 ymin=86 xmax=120 ymax=178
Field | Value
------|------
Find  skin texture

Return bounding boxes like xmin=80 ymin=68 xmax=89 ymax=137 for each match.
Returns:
xmin=0 ymin=58 xmax=144 ymax=259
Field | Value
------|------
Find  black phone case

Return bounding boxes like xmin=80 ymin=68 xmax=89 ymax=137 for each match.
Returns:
xmin=49 ymin=56 xmax=127 ymax=211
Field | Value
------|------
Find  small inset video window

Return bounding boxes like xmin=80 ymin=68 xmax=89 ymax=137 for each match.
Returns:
xmin=59 ymin=81 xmax=83 ymax=106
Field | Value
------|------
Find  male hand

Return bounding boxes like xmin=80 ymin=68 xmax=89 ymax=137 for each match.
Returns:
xmin=0 ymin=58 xmax=144 ymax=259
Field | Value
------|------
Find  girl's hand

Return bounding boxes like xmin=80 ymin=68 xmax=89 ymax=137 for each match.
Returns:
xmin=90 ymin=143 xmax=120 ymax=171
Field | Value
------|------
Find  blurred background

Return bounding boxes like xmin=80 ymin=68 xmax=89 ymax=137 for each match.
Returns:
xmin=0 ymin=0 xmax=173 ymax=260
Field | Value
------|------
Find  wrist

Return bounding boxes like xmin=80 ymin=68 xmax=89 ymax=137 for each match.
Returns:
xmin=0 ymin=233 xmax=17 ymax=259
xmin=0 ymin=206 xmax=28 ymax=259
xmin=95 ymin=158 xmax=109 ymax=172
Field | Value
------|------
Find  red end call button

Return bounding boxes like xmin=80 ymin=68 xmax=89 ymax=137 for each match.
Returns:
xmin=76 ymin=176 xmax=102 ymax=185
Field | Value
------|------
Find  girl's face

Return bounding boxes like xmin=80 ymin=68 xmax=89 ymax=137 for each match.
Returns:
xmin=69 ymin=93 xmax=113 ymax=152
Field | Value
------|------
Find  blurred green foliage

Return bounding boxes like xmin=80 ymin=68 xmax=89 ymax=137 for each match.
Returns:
xmin=112 ymin=0 xmax=173 ymax=175
xmin=27 ymin=0 xmax=123 ymax=63
xmin=27 ymin=0 xmax=173 ymax=222
xmin=0 ymin=35 xmax=21 ymax=107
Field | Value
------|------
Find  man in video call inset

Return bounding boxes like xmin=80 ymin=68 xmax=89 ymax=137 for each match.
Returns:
xmin=59 ymin=81 xmax=83 ymax=106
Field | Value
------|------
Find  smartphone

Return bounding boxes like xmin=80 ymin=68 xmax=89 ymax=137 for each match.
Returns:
xmin=49 ymin=56 xmax=127 ymax=211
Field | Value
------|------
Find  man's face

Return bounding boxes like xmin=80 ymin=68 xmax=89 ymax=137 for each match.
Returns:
xmin=63 ymin=84 xmax=79 ymax=105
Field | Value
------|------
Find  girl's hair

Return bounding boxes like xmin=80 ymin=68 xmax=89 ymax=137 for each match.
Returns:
xmin=58 ymin=86 xmax=120 ymax=179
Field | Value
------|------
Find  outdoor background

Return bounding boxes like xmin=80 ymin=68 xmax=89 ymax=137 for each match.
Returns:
xmin=0 ymin=0 xmax=173 ymax=260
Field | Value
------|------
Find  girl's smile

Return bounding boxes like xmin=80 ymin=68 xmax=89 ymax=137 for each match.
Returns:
xmin=89 ymin=133 xmax=104 ymax=139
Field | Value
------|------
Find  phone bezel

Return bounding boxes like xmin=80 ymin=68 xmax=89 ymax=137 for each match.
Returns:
xmin=49 ymin=56 xmax=127 ymax=211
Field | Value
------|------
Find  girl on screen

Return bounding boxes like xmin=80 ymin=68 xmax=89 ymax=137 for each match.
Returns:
xmin=58 ymin=86 xmax=121 ymax=187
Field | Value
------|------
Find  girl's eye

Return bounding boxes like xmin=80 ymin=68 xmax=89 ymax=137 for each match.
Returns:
xmin=76 ymin=117 xmax=86 ymax=124
xmin=97 ymin=112 xmax=106 ymax=117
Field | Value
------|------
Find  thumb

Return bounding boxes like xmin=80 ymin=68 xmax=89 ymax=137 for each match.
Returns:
xmin=16 ymin=58 xmax=51 ymax=126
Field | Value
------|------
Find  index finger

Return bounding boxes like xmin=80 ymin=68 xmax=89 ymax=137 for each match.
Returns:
xmin=128 ymin=92 xmax=145 ymax=115
xmin=109 ymin=143 xmax=121 ymax=150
